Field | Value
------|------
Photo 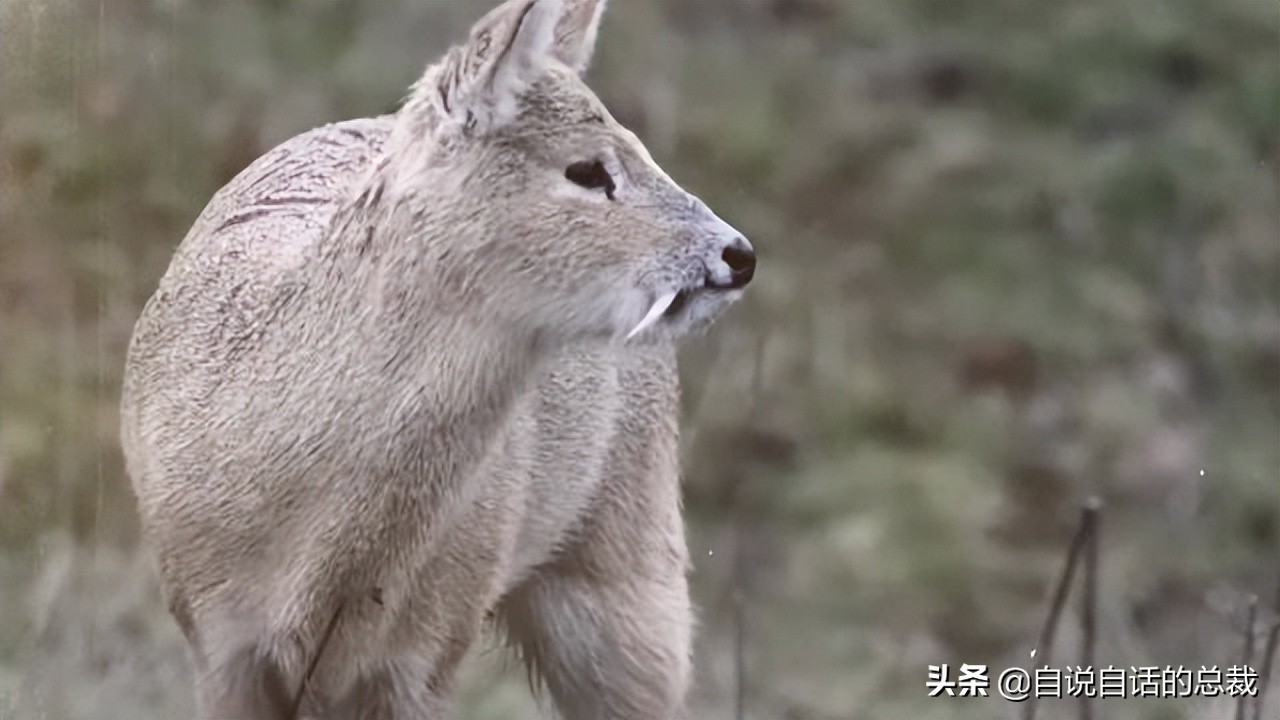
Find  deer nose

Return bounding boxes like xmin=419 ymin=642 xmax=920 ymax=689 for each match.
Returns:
xmin=716 ymin=237 xmax=755 ymax=289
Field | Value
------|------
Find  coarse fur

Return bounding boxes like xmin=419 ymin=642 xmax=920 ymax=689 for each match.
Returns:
xmin=119 ymin=1 xmax=754 ymax=718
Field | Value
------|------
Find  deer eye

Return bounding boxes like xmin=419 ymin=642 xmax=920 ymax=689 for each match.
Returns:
xmin=564 ymin=159 xmax=616 ymax=200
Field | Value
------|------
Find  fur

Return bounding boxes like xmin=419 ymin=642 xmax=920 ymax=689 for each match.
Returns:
xmin=119 ymin=1 xmax=753 ymax=717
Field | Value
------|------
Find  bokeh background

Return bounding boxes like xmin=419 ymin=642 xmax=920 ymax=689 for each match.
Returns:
xmin=1 ymin=0 xmax=1277 ymax=718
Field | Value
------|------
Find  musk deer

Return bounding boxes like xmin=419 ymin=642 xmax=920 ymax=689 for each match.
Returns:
xmin=120 ymin=0 xmax=754 ymax=717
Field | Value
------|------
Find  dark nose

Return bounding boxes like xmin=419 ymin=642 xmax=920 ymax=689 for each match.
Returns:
xmin=720 ymin=239 xmax=756 ymax=289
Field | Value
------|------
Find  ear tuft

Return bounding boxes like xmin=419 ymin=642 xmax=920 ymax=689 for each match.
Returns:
xmin=414 ymin=0 xmax=564 ymax=136
xmin=488 ymin=0 xmax=561 ymax=98
xmin=552 ymin=0 xmax=607 ymax=74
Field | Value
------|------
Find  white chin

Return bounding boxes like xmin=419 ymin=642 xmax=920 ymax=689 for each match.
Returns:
xmin=625 ymin=288 xmax=742 ymax=343
xmin=675 ymin=289 xmax=741 ymax=335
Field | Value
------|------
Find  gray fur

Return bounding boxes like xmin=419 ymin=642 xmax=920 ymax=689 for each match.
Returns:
xmin=119 ymin=1 xmax=751 ymax=717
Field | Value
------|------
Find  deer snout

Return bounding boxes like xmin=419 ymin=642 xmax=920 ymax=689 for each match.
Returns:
xmin=708 ymin=236 xmax=756 ymax=290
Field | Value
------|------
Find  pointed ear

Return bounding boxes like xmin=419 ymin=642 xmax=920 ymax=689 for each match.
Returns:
xmin=551 ymin=0 xmax=607 ymax=74
xmin=431 ymin=0 xmax=563 ymax=134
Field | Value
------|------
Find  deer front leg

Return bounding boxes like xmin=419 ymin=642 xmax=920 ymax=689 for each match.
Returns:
xmin=499 ymin=556 xmax=693 ymax=720
xmin=176 ymin=562 xmax=354 ymax=719
xmin=194 ymin=642 xmax=294 ymax=720
xmin=181 ymin=600 xmax=298 ymax=720
xmin=499 ymin=352 xmax=693 ymax=720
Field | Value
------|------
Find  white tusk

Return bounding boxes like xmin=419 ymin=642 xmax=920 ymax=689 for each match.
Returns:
xmin=626 ymin=291 xmax=678 ymax=340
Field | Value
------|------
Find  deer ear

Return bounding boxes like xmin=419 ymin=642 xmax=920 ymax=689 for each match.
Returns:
xmin=433 ymin=0 xmax=562 ymax=134
xmin=551 ymin=0 xmax=607 ymax=74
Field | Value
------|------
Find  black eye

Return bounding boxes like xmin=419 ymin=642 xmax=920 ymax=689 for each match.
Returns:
xmin=565 ymin=159 xmax=616 ymax=200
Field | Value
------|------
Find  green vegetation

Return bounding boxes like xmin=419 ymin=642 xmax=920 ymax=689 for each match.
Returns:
xmin=1 ymin=1 xmax=1275 ymax=717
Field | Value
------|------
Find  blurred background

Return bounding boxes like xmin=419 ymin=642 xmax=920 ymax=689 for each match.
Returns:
xmin=1 ymin=0 xmax=1277 ymax=718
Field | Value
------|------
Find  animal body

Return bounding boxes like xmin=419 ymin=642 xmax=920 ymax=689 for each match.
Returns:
xmin=119 ymin=1 xmax=754 ymax=717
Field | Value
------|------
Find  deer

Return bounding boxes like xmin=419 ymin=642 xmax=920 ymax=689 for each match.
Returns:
xmin=119 ymin=1 xmax=755 ymax=717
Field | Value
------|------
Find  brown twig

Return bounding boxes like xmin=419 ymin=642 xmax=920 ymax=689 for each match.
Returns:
xmin=1252 ymin=578 xmax=1280 ymax=720
xmin=732 ymin=571 xmax=746 ymax=720
xmin=1237 ymin=595 xmax=1258 ymax=720
xmin=1253 ymin=620 xmax=1279 ymax=720
xmin=1023 ymin=498 xmax=1101 ymax=720
xmin=1079 ymin=496 xmax=1100 ymax=720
